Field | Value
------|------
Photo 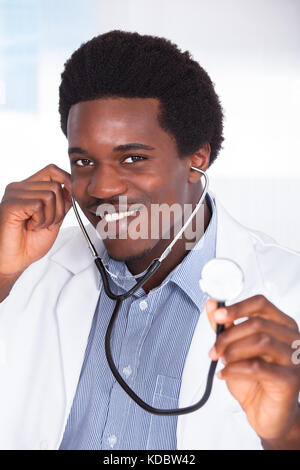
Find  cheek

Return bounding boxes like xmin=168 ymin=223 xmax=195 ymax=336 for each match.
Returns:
xmin=71 ymin=173 xmax=88 ymax=199
xmin=146 ymin=173 xmax=187 ymax=205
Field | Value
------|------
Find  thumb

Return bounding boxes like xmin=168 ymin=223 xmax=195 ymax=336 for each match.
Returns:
xmin=205 ymin=299 xmax=219 ymax=332
xmin=62 ymin=186 xmax=72 ymax=213
xmin=205 ymin=299 xmax=233 ymax=332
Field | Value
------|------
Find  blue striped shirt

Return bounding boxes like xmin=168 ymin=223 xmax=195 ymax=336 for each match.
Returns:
xmin=59 ymin=195 xmax=217 ymax=450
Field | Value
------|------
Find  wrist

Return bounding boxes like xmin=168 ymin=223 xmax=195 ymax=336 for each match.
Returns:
xmin=261 ymin=404 xmax=300 ymax=450
xmin=0 ymin=270 xmax=23 ymax=302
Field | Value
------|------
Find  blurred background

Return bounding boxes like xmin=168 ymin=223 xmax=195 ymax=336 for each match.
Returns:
xmin=0 ymin=0 xmax=299 ymax=250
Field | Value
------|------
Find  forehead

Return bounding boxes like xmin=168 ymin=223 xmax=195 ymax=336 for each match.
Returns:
xmin=67 ymin=97 xmax=175 ymax=150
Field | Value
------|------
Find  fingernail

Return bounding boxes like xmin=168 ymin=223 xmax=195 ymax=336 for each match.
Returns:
xmin=205 ymin=299 xmax=215 ymax=313
xmin=209 ymin=346 xmax=218 ymax=360
xmin=221 ymin=355 xmax=227 ymax=365
xmin=215 ymin=308 xmax=227 ymax=322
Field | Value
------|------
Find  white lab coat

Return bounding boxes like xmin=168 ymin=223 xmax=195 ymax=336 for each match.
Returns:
xmin=0 ymin=195 xmax=299 ymax=450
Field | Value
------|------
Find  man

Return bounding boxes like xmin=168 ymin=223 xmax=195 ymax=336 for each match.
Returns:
xmin=0 ymin=30 xmax=299 ymax=450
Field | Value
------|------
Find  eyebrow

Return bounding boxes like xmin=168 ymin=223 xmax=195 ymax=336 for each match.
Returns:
xmin=113 ymin=143 xmax=155 ymax=151
xmin=68 ymin=142 xmax=155 ymax=156
xmin=68 ymin=147 xmax=87 ymax=156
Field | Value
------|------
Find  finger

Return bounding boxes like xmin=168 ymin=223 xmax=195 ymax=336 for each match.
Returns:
xmin=218 ymin=332 xmax=296 ymax=366
xmin=23 ymin=181 xmax=68 ymax=226
xmin=210 ymin=316 xmax=300 ymax=359
xmin=206 ymin=299 xmax=234 ymax=332
xmin=5 ymin=189 xmax=58 ymax=229
xmin=217 ymin=359 xmax=300 ymax=398
xmin=213 ymin=295 xmax=298 ymax=331
xmin=2 ymin=197 xmax=46 ymax=229
xmin=5 ymin=179 xmax=72 ymax=225
xmin=62 ymin=186 xmax=72 ymax=214
xmin=24 ymin=164 xmax=72 ymax=192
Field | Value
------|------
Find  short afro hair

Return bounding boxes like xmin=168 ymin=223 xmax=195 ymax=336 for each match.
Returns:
xmin=59 ymin=30 xmax=224 ymax=166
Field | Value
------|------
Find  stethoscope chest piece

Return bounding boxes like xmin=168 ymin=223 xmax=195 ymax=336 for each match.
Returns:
xmin=199 ymin=258 xmax=244 ymax=302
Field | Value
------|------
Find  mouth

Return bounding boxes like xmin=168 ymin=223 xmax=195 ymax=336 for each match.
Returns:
xmin=89 ymin=205 xmax=143 ymax=220
xmin=103 ymin=208 xmax=141 ymax=222
xmin=90 ymin=204 xmax=146 ymax=240
xmin=89 ymin=204 xmax=143 ymax=218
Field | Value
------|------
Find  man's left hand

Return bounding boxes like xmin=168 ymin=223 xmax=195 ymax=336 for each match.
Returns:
xmin=206 ymin=295 xmax=300 ymax=448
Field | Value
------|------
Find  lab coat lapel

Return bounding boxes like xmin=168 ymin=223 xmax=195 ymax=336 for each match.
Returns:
xmin=55 ymin=264 xmax=101 ymax=413
xmin=50 ymin=226 xmax=105 ymax=415
xmin=178 ymin=196 xmax=264 ymax=410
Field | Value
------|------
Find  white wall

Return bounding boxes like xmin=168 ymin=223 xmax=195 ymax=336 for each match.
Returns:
xmin=1 ymin=0 xmax=299 ymax=250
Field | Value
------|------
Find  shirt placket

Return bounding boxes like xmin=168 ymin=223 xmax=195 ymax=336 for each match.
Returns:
xmin=102 ymin=294 xmax=152 ymax=450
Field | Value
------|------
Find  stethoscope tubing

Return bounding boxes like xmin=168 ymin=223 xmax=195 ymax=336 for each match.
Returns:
xmin=104 ymin=298 xmax=224 ymax=416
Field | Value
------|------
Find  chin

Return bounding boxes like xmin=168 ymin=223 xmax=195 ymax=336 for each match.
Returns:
xmin=102 ymin=238 xmax=154 ymax=262
xmin=108 ymin=249 xmax=154 ymax=263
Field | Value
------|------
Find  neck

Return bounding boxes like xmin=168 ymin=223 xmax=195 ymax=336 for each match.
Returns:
xmin=126 ymin=197 xmax=212 ymax=293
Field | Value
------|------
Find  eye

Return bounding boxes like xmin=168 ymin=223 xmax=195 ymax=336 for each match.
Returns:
xmin=123 ymin=155 xmax=146 ymax=164
xmin=73 ymin=158 xmax=94 ymax=167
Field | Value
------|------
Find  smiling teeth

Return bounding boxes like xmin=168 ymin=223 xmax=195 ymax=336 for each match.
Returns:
xmin=104 ymin=210 xmax=138 ymax=222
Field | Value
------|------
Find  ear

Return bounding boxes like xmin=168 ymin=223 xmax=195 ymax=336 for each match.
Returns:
xmin=188 ymin=143 xmax=211 ymax=183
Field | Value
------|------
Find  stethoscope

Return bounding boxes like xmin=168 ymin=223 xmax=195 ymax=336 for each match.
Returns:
xmin=71 ymin=166 xmax=244 ymax=415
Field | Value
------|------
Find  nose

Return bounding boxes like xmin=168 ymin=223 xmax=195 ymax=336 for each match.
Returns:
xmin=87 ymin=163 xmax=127 ymax=200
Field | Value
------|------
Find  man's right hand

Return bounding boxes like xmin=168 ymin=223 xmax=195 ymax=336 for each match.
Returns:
xmin=0 ymin=164 xmax=72 ymax=279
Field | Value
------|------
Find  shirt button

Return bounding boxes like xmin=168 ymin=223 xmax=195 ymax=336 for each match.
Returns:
xmin=139 ymin=300 xmax=148 ymax=310
xmin=108 ymin=434 xmax=117 ymax=448
xmin=122 ymin=365 xmax=132 ymax=378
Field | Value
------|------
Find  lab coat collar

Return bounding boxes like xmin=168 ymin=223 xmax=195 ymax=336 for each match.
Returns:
xmin=50 ymin=223 xmax=105 ymax=274
xmin=214 ymin=193 xmax=264 ymax=301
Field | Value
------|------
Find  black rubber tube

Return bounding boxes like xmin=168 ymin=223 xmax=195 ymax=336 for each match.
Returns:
xmin=103 ymin=288 xmax=225 ymax=416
